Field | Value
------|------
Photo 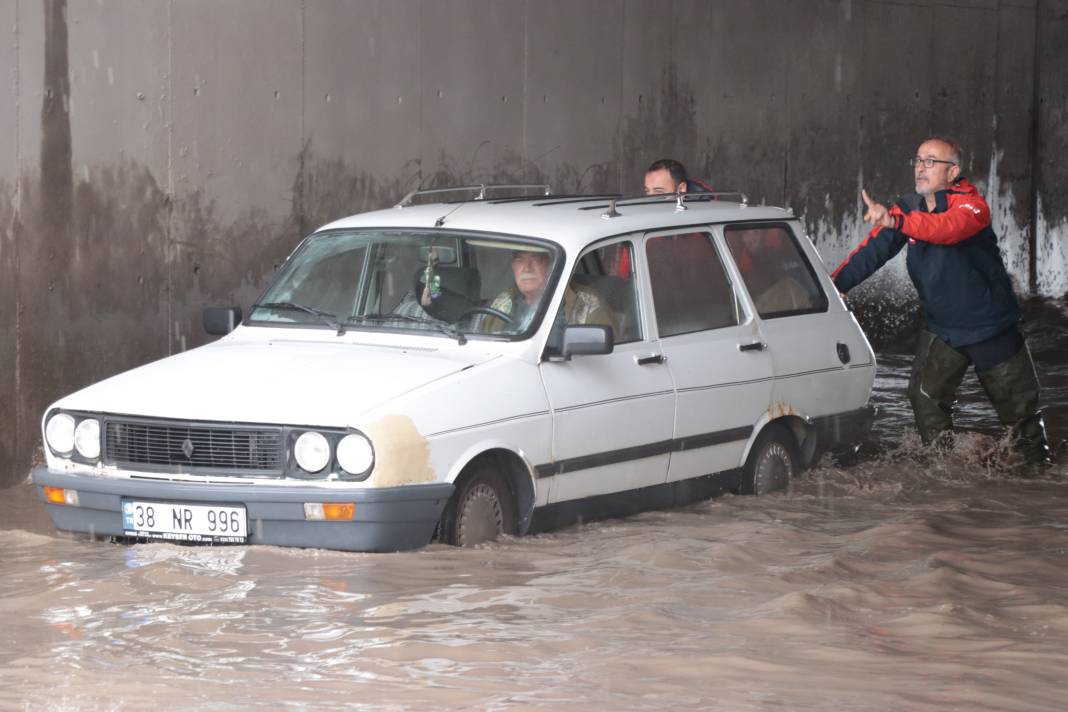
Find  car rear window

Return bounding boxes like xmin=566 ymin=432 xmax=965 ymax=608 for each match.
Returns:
xmin=724 ymin=223 xmax=828 ymax=319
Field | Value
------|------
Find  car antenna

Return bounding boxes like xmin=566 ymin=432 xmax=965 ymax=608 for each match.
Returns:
xmin=433 ymin=186 xmax=485 ymax=226
xmin=434 ymin=203 xmax=465 ymax=227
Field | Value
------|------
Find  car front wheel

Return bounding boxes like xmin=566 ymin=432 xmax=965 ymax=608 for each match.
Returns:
xmin=440 ymin=466 xmax=516 ymax=547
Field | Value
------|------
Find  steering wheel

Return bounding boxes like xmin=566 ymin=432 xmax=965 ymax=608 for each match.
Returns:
xmin=457 ymin=306 xmax=515 ymax=325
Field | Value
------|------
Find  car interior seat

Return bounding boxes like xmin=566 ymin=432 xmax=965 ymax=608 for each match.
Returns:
xmin=570 ymin=273 xmax=637 ymax=342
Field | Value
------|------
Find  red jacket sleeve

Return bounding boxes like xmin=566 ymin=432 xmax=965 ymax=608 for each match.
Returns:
xmin=897 ymin=196 xmax=990 ymax=245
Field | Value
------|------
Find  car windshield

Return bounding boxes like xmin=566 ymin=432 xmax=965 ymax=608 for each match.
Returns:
xmin=249 ymin=230 xmax=561 ymax=340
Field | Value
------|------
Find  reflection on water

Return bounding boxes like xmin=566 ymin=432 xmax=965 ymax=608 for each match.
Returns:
xmin=1 ymin=300 xmax=1067 ymax=710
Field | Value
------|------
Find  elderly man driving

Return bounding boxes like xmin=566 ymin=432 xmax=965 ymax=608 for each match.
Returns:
xmin=479 ymin=249 xmax=614 ymax=335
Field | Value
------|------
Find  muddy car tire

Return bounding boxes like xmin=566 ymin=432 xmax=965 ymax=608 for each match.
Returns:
xmin=739 ymin=423 xmax=800 ymax=496
xmin=440 ymin=466 xmax=516 ymax=547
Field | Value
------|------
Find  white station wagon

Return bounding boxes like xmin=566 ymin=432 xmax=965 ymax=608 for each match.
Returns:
xmin=33 ymin=186 xmax=875 ymax=551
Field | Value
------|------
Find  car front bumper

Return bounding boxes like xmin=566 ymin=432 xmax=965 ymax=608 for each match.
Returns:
xmin=31 ymin=467 xmax=454 ymax=552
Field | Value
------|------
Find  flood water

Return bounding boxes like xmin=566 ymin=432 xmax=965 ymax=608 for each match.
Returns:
xmin=2 ymin=300 xmax=1068 ymax=711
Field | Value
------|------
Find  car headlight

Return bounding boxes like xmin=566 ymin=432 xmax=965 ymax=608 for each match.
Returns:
xmin=74 ymin=418 xmax=101 ymax=460
xmin=45 ymin=413 xmax=76 ymax=455
xmin=337 ymin=433 xmax=374 ymax=475
xmin=294 ymin=431 xmax=331 ymax=473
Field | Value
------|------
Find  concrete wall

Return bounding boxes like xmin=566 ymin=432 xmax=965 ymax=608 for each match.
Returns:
xmin=2 ymin=0 xmax=1066 ymax=487
xmin=1036 ymin=0 xmax=1068 ymax=294
xmin=0 ymin=1 xmax=17 ymax=490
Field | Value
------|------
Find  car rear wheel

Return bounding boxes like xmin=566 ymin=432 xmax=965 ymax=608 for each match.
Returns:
xmin=739 ymin=423 xmax=800 ymax=496
xmin=440 ymin=466 xmax=516 ymax=547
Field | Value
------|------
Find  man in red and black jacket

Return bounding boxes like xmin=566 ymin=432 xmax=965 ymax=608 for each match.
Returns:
xmin=833 ymin=136 xmax=1051 ymax=464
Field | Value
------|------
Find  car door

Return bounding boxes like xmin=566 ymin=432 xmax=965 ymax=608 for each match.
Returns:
xmin=643 ymin=229 xmax=774 ymax=483
xmin=723 ymin=222 xmax=873 ymax=421
xmin=539 ymin=238 xmax=676 ymax=504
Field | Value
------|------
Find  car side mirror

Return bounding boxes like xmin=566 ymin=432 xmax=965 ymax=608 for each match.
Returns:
xmin=560 ymin=325 xmax=614 ymax=360
xmin=203 ymin=306 xmax=242 ymax=335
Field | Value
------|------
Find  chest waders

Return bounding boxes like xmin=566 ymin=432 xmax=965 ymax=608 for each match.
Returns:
xmin=908 ymin=330 xmax=1051 ymax=464
xmin=907 ymin=331 xmax=970 ymax=445
xmin=976 ymin=346 xmax=1052 ymax=464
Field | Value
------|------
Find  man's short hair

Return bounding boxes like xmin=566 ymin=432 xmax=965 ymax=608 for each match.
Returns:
xmin=646 ymin=158 xmax=689 ymax=184
xmin=927 ymin=136 xmax=963 ymax=166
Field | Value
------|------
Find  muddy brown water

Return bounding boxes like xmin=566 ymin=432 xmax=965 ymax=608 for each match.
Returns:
xmin=3 ymin=300 xmax=1068 ymax=711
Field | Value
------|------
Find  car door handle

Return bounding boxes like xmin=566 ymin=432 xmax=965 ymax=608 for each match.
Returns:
xmin=636 ymin=354 xmax=666 ymax=365
xmin=738 ymin=341 xmax=766 ymax=352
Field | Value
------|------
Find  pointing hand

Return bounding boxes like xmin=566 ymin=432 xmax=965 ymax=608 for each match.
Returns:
xmin=861 ymin=190 xmax=895 ymax=229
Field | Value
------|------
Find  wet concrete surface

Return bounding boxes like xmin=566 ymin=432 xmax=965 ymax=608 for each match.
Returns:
xmin=2 ymin=299 xmax=1067 ymax=710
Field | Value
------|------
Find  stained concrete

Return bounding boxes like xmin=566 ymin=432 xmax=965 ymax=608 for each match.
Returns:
xmin=1036 ymin=0 xmax=1068 ymax=294
xmin=2 ymin=0 xmax=1067 ymax=488
xmin=168 ymin=0 xmax=304 ymax=357
xmin=524 ymin=0 xmax=623 ymax=191
xmin=419 ymin=2 xmax=527 ymax=183
xmin=1 ymin=2 xmax=17 ymax=485
xmin=988 ymin=2 xmax=1040 ymax=285
xmin=301 ymin=0 xmax=423 ymax=201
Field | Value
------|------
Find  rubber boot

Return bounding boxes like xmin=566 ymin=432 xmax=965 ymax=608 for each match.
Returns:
xmin=907 ymin=331 xmax=970 ymax=444
xmin=976 ymin=345 xmax=1053 ymax=465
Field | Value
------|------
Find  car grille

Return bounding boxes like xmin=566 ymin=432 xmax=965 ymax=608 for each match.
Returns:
xmin=104 ymin=418 xmax=284 ymax=475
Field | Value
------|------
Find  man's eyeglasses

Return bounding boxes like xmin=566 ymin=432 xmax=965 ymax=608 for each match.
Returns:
xmin=909 ymin=156 xmax=958 ymax=168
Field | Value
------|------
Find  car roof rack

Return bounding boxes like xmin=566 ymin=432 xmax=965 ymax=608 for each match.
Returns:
xmin=527 ymin=194 xmax=623 ymax=207
xmin=581 ymin=191 xmax=749 ymax=218
xmin=394 ymin=183 xmax=552 ymax=208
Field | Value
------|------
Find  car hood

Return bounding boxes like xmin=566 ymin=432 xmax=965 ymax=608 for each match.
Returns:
xmin=55 ymin=337 xmax=499 ymax=427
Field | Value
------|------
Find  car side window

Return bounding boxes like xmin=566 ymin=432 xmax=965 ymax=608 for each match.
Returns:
xmin=724 ymin=224 xmax=828 ymax=319
xmin=569 ymin=241 xmax=641 ymax=344
xmin=646 ymin=232 xmax=737 ymax=337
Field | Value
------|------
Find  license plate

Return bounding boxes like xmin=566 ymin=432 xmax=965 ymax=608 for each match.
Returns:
xmin=121 ymin=499 xmax=248 ymax=543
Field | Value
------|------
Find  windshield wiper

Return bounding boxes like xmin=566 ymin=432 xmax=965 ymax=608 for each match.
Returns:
xmin=255 ymin=301 xmax=344 ymax=334
xmin=346 ymin=313 xmax=467 ymax=345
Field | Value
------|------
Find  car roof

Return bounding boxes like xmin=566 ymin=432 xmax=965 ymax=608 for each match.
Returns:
xmin=315 ymin=191 xmax=797 ymax=250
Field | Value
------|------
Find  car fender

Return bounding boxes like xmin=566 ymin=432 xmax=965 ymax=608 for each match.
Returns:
xmin=445 ymin=438 xmax=541 ymax=535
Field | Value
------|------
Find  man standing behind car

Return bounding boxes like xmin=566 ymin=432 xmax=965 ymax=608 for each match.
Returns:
xmin=833 ymin=136 xmax=1052 ymax=464
xmin=643 ymin=158 xmax=713 ymax=195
